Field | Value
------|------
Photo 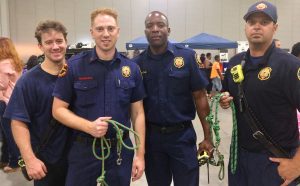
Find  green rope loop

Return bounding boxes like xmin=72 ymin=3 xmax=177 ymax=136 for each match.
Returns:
xmin=206 ymin=93 xmax=238 ymax=180
xmin=92 ymin=119 xmax=140 ymax=185
xmin=230 ymin=101 xmax=238 ymax=174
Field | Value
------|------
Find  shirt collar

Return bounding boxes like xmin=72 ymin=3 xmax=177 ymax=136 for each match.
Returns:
xmin=245 ymin=41 xmax=275 ymax=66
xmin=88 ymin=47 xmax=122 ymax=64
xmin=145 ymin=41 xmax=176 ymax=58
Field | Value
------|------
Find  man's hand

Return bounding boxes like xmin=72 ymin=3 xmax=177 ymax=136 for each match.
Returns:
xmin=270 ymin=157 xmax=300 ymax=186
xmin=198 ymin=139 xmax=214 ymax=157
xmin=219 ymin=91 xmax=233 ymax=109
xmin=24 ymin=156 xmax=47 ymax=180
xmin=88 ymin=117 xmax=110 ymax=138
xmin=131 ymin=155 xmax=145 ymax=182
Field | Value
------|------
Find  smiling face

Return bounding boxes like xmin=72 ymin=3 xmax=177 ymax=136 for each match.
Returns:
xmin=90 ymin=14 xmax=120 ymax=53
xmin=245 ymin=12 xmax=277 ymax=48
xmin=38 ymin=29 xmax=67 ymax=64
xmin=144 ymin=11 xmax=170 ymax=52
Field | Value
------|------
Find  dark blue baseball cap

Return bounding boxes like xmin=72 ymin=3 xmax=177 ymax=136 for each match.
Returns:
xmin=243 ymin=1 xmax=277 ymax=23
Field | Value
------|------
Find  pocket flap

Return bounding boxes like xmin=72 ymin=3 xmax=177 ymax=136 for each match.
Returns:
xmin=168 ymin=70 xmax=189 ymax=78
xmin=74 ymin=80 xmax=97 ymax=90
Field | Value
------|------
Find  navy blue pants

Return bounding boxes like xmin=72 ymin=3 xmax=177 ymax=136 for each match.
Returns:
xmin=66 ymin=138 xmax=134 ymax=186
xmin=229 ymin=148 xmax=297 ymax=186
xmin=0 ymin=101 xmax=20 ymax=168
xmin=145 ymin=126 xmax=199 ymax=186
xmin=34 ymin=158 xmax=67 ymax=186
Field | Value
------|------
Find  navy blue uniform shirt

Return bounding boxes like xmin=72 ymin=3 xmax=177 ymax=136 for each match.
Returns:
xmin=223 ymin=42 xmax=300 ymax=151
xmin=133 ymin=42 xmax=208 ymax=125
xmin=53 ymin=48 xmax=146 ymax=138
xmin=4 ymin=65 xmax=70 ymax=164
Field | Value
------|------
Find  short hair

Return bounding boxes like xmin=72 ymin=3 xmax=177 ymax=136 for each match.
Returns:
xmin=145 ymin=11 xmax=169 ymax=26
xmin=291 ymin=42 xmax=300 ymax=57
xmin=0 ymin=37 xmax=23 ymax=73
xmin=90 ymin=8 xmax=118 ymax=26
xmin=214 ymin=55 xmax=220 ymax=61
xmin=35 ymin=20 xmax=67 ymax=44
xmin=206 ymin=53 xmax=212 ymax=58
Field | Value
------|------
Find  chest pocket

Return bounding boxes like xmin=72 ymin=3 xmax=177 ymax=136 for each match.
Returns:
xmin=116 ymin=79 xmax=135 ymax=105
xmin=168 ymin=70 xmax=190 ymax=95
xmin=74 ymin=80 xmax=98 ymax=106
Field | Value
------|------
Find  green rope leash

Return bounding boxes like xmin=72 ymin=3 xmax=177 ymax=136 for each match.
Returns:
xmin=206 ymin=93 xmax=238 ymax=179
xmin=92 ymin=119 xmax=140 ymax=186
xmin=230 ymin=101 xmax=238 ymax=174
xmin=206 ymin=93 xmax=225 ymax=180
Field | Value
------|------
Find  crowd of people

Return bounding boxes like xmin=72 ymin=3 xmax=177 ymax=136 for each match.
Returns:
xmin=0 ymin=1 xmax=300 ymax=186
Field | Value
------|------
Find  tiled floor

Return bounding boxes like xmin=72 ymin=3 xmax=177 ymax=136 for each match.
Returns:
xmin=0 ymin=107 xmax=233 ymax=186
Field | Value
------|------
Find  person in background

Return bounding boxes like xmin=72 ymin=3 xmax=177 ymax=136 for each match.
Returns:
xmin=26 ymin=55 xmax=39 ymax=70
xmin=210 ymin=54 xmax=223 ymax=97
xmin=274 ymin=38 xmax=281 ymax=48
xmin=0 ymin=37 xmax=22 ymax=173
xmin=4 ymin=20 xmax=70 ymax=186
xmin=204 ymin=52 xmax=213 ymax=98
xmin=52 ymin=8 xmax=146 ymax=186
xmin=291 ymin=42 xmax=300 ymax=58
xmin=133 ymin=49 xmax=141 ymax=58
xmin=220 ymin=1 xmax=300 ymax=185
xmin=133 ymin=11 xmax=213 ymax=186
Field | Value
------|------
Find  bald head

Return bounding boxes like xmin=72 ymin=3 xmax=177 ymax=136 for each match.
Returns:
xmin=144 ymin=11 xmax=170 ymax=54
xmin=145 ymin=11 xmax=169 ymax=27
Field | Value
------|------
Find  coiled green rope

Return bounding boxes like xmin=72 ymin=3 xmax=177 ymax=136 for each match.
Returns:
xmin=92 ymin=119 xmax=140 ymax=186
xmin=206 ymin=94 xmax=225 ymax=180
xmin=229 ymin=101 xmax=238 ymax=174
xmin=206 ymin=93 xmax=238 ymax=180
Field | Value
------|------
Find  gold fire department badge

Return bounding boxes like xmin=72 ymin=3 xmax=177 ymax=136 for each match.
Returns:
xmin=174 ymin=57 xmax=184 ymax=68
xmin=258 ymin=67 xmax=272 ymax=80
xmin=297 ymin=68 xmax=300 ymax=80
xmin=122 ymin=66 xmax=131 ymax=78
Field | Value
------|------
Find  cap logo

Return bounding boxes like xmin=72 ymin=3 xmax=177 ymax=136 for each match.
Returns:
xmin=256 ymin=3 xmax=267 ymax=10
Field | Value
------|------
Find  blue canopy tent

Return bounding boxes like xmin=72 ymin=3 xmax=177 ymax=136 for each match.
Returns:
xmin=126 ymin=36 xmax=178 ymax=50
xmin=181 ymin=33 xmax=237 ymax=49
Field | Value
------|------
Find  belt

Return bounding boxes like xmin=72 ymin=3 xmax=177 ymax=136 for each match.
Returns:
xmin=147 ymin=121 xmax=192 ymax=134
xmin=75 ymin=132 xmax=129 ymax=147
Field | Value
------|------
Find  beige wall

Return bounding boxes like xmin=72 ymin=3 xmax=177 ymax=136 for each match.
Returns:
xmin=5 ymin=0 xmax=300 ymax=61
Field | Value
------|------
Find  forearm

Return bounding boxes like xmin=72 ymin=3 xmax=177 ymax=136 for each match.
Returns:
xmin=193 ymin=89 xmax=211 ymax=140
xmin=11 ymin=120 xmax=35 ymax=161
xmin=217 ymin=69 xmax=223 ymax=78
xmin=131 ymin=101 xmax=145 ymax=157
xmin=52 ymin=105 xmax=91 ymax=133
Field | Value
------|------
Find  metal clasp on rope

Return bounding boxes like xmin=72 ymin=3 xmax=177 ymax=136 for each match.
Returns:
xmin=198 ymin=93 xmax=237 ymax=183
xmin=92 ymin=119 xmax=140 ymax=186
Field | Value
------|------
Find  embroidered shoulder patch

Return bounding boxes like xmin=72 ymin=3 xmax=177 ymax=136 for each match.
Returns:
xmin=58 ymin=63 xmax=68 ymax=77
